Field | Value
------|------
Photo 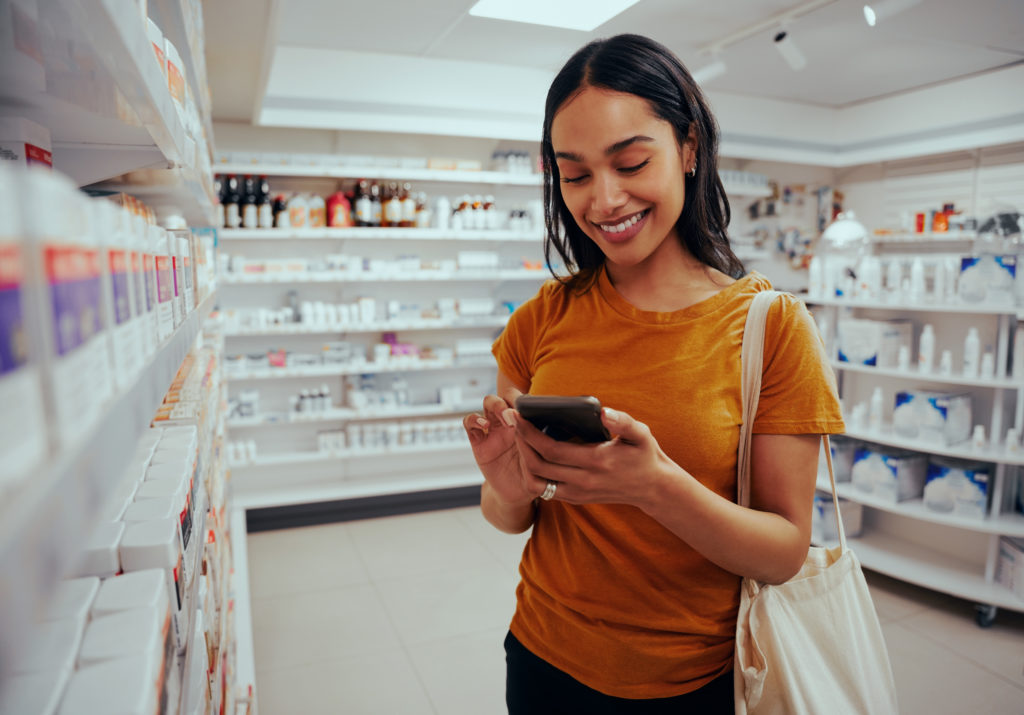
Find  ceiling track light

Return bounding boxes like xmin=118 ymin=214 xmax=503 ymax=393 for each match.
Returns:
xmin=773 ymin=30 xmax=807 ymax=71
xmin=863 ymin=0 xmax=922 ymax=27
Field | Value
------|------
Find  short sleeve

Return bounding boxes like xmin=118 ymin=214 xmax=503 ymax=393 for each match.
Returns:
xmin=492 ymin=282 xmax=557 ymax=391
xmin=753 ymin=294 xmax=845 ymax=435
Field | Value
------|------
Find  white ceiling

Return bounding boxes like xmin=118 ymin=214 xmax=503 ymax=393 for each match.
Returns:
xmin=203 ymin=0 xmax=1024 ymax=154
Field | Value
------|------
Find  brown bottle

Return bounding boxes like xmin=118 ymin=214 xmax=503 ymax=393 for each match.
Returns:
xmin=384 ymin=181 xmax=402 ymax=227
xmin=353 ymin=180 xmax=371 ymax=227
xmin=380 ymin=182 xmax=393 ymax=227
xmin=400 ymin=182 xmax=416 ymax=227
xmin=369 ymin=181 xmax=382 ymax=227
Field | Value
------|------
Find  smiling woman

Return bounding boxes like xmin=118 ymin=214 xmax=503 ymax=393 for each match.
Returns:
xmin=461 ymin=33 xmax=845 ymax=715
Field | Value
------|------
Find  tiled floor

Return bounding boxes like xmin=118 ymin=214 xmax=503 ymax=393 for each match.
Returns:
xmin=246 ymin=506 xmax=1024 ymax=715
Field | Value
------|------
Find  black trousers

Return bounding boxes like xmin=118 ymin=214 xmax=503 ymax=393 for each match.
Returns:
xmin=504 ymin=632 xmax=735 ymax=715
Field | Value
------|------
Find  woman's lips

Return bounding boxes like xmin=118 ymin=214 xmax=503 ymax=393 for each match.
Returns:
xmin=592 ymin=209 xmax=649 ymax=243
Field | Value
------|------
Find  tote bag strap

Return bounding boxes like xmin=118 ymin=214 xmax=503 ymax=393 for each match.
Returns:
xmin=737 ymin=290 xmax=847 ymax=552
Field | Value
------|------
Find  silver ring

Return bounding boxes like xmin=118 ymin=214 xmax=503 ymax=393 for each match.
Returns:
xmin=540 ymin=481 xmax=557 ymax=501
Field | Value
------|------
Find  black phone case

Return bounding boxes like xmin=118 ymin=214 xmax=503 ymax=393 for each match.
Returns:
xmin=514 ymin=395 xmax=611 ymax=443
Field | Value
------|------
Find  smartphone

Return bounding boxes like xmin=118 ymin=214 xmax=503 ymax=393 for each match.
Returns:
xmin=514 ymin=395 xmax=611 ymax=443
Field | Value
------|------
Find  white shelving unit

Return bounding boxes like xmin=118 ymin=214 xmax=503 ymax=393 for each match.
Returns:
xmin=220 ymin=164 xmax=547 ymax=508
xmin=807 ymin=242 xmax=1024 ymax=624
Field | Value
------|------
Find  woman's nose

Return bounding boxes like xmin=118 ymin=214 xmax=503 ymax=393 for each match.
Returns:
xmin=589 ymin=172 xmax=627 ymax=217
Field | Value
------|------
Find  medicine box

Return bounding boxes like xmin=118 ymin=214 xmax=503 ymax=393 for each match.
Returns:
xmin=828 ymin=435 xmax=857 ymax=483
xmin=837 ymin=318 xmax=912 ymax=367
xmin=995 ymin=537 xmax=1024 ymax=600
xmin=812 ymin=493 xmax=863 ymax=544
xmin=923 ymin=458 xmax=991 ymax=518
xmin=0 ymin=117 xmax=52 ymax=167
xmin=851 ymin=446 xmax=927 ymax=502
xmin=959 ymin=255 xmax=1016 ymax=305
xmin=892 ymin=389 xmax=972 ymax=446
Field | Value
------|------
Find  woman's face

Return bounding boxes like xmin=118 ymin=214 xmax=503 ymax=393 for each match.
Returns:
xmin=550 ymin=86 xmax=695 ymax=270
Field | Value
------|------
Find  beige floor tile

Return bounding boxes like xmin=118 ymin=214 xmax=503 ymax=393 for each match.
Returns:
xmin=901 ymin=599 xmax=1024 ymax=690
xmin=251 ymin=584 xmax=402 ymax=671
xmin=864 ymin=569 xmax=953 ymax=623
xmin=247 ymin=522 xmax=369 ymax=598
xmin=407 ymin=627 xmax=509 ymax=715
xmin=347 ymin=509 xmax=499 ymax=581
xmin=453 ymin=505 xmax=532 ymax=571
xmin=883 ymin=621 xmax=1024 ymax=714
xmin=374 ymin=563 xmax=518 ymax=647
xmin=255 ymin=650 xmax=434 ymax=715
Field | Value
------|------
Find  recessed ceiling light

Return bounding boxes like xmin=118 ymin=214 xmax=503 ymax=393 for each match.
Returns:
xmin=468 ymin=0 xmax=642 ymax=32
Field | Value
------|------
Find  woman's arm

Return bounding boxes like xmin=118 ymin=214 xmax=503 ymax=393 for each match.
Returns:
xmin=511 ymin=407 xmax=820 ymax=583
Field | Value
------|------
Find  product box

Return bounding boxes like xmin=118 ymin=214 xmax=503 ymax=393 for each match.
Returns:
xmin=0 ymin=116 xmax=52 ymax=167
xmin=922 ymin=457 xmax=991 ymax=518
xmin=959 ymin=255 xmax=1016 ymax=305
xmin=995 ymin=537 xmax=1024 ymax=600
xmin=892 ymin=389 xmax=972 ymax=446
xmin=828 ymin=435 xmax=857 ymax=482
xmin=851 ymin=446 xmax=927 ymax=502
xmin=811 ymin=492 xmax=864 ymax=544
xmin=837 ymin=318 xmax=912 ymax=367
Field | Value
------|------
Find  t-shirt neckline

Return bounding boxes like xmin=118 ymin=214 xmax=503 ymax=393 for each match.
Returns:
xmin=596 ymin=266 xmax=766 ymax=324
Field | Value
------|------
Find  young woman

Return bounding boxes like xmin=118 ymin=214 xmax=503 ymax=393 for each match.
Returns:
xmin=463 ymin=34 xmax=844 ymax=714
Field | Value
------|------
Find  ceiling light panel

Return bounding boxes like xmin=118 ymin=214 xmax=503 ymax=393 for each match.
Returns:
xmin=468 ymin=0 xmax=642 ymax=32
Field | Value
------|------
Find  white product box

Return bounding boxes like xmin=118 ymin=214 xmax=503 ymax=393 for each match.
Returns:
xmin=995 ymin=537 xmax=1024 ymax=600
xmin=923 ymin=458 xmax=991 ymax=518
xmin=457 ymin=251 xmax=499 ymax=269
xmin=851 ymin=446 xmax=927 ymax=502
xmin=892 ymin=389 xmax=972 ymax=446
xmin=457 ymin=297 xmax=496 ymax=316
xmin=812 ymin=493 xmax=863 ymax=544
xmin=959 ymin=255 xmax=1016 ymax=305
xmin=837 ymin=318 xmax=912 ymax=367
xmin=0 ymin=116 xmax=52 ymax=167
xmin=828 ymin=435 xmax=857 ymax=482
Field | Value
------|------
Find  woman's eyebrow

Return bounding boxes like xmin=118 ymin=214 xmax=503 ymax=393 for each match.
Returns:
xmin=554 ymin=135 xmax=656 ymax=163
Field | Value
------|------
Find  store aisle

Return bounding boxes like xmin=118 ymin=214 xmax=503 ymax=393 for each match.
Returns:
xmin=247 ymin=506 xmax=1024 ymax=715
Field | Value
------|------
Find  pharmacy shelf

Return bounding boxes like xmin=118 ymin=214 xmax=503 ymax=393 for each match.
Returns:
xmin=842 ymin=424 xmax=1024 ymax=466
xmin=219 ymin=228 xmax=542 ymax=242
xmin=221 ymin=269 xmax=548 ymax=285
xmin=228 ymin=509 xmax=256 ymax=708
xmin=870 ymin=232 xmax=977 ymax=244
xmin=232 ymin=441 xmax=471 ymax=470
xmin=228 ymin=401 xmax=482 ymax=428
xmin=0 ymin=291 xmax=215 ymax=685
xmin=804 ymin=295 xmax=1018 ymax=317
xmin=89 ymin=164 xmax=217 ymax=227
xmin=224 ymin=316 xmax=509 ymax=337
xmin=830 ymin=360 xmax=1023 ymax=390
xmin=234 ymin=471 xmax=483 ymax=511
xmin=827 ymin=531 xmax=1024 ymax=612
xmin=226 ymin=357 xmax=495 ymax=382
xmin=214 ymin=163 xmax=542 ymax=186
xmin=816 ymin=476 xmax=1024 ymax=537
xmin=177 ymin=493 xmax=207 ymax=715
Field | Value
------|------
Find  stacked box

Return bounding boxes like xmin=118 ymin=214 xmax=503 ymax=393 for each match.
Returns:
xmin=892 ymin=389 xmax=972 ymax=446
xmin=851 ymin=446 xmax=927 ymax=502
xmin=837 ymin=318 xmax=912 ymax=367
xmin=923 ymin=457 xmax=992 ymax=518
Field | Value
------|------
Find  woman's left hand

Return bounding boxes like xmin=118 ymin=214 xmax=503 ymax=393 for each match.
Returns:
xmin=511 ymin=405 xmax=677 ymax=507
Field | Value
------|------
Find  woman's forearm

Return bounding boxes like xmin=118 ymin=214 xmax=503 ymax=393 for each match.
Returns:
xmin=481 ymin=481 xmax=537 ymax=534
xmin=638 ymin=457 xmax=810 ymax=584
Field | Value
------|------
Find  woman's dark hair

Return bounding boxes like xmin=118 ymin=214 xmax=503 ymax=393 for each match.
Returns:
xmin=541 ymin=34 xmax=744 ymax=289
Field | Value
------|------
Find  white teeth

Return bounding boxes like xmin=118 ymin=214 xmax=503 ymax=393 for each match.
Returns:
xmin=599 ymin=211 xmax=644 ymax=233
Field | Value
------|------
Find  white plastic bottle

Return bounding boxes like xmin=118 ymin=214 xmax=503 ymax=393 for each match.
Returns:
xmin=886 ymin=260 xmax=902 ymax=300
xmin=963 ymin=327 xmax=981 ymax=377
xmin=918 ymin=324 xmax=935 ymax=373
xmin=0 ymin=164 xmax=49 ymax=488
xmin=869 ymin=387 xmax=884 ymax=431
xmin=909 ymin=257 xmax=925 ymax=302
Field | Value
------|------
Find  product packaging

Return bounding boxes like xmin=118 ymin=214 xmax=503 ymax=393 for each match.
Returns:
xmin=812 ymin=493 xmax=863 ymax=545
xmin=996 ymin=536 xmax=1024 ymax=600
xmin=95 ymin=200 xmax=140 ymax=391
xmin=892 ymin=389 xmax=972 ymax=445
xmin=851 ymin=446 xmax=927 ymax=502
xmin=829 ymin=435 xmax=857 ymax=482
xmin=152 ymin=225 xmax=175 ymax=340
xmin=0 ymin=116 xmax=52 ymax=168
xmin=922 ymin=457 xmax=991 ymax=518
xmin=959 ymin=254 xmax=1016 ymax=305
xmin=72 ymin=521 xmax=125 ymax=578
xmin=145 ymin=17 xmax=166 ymax=81
xmin=44 ymin=577 xmax=100 ymax=623
xmin=837 ymin=318 xmax=913 ymax=367
xmin=0 ymin=165 xmax=49 ymax=490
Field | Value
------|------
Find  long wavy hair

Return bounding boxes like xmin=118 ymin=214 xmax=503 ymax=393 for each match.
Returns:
xmin=542 ymin=34 xmax=744 ymax=289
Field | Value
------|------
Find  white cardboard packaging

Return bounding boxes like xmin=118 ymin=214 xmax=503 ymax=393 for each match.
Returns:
xmin=923 ymin=458 xmax=991 ymax=518
xmin=0 ymin=116 xmax=52 ymax=167
xmin=996 ymin=537 xmax=1024 ymax=600
xmin=72 ymin=521 xmax=125 ymax=578
xmin=837 ymin=318 xmax=913 ymax=367
xmin=58 ymin=657 xmax=159 ymax=715
xmin=91 ymin=568 xmax=167 ymax=618
xmin=892 ymin=389 xmax=972 ymax=446
xmin=851 ymin=446 xmax=927 ymax=502
xmin=0 ymin=669 xmax=68 ymax=715
xmin=45 ymin=577 xmax=100 ymax=623
xmin=17 ymin=617 xmax=86 ymax=675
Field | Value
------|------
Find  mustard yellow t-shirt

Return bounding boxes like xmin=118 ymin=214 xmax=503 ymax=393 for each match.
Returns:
xmin=492 ymin=269 xmax=844 ymax=699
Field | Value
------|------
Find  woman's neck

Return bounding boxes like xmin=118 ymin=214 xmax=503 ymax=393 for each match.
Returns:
xmin=604 ymin=243 xmax=734 ymax=313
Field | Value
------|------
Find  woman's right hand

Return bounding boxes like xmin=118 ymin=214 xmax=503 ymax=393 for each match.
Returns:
xmin=463 ymin=394 xmax=534 ymax=506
